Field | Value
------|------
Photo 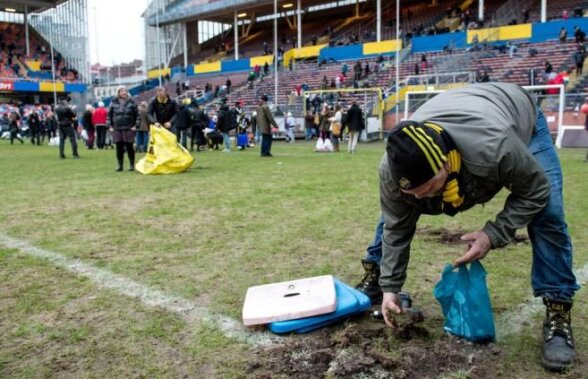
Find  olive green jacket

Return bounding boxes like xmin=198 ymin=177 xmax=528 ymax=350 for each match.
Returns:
xmin=379 ymin=83 xmax=550 ymax=293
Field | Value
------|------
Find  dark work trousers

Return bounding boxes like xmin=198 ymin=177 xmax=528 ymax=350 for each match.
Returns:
xmin=59 ymin=126 xmax=79 ymax=157
xmin=30 ymin=127 xmax=41 ymax=145
xmin=116 ymin=142 xmax=135 ymax=169
xmin=191 ymin=126 xmax=205 ymax=151
xmin=261 ymin=133 xmax=273 ymax=156
xmin=96 ymin=124 xmax=107 ymax=149
xmin=10 ymin=130 xmax=23 ymax=144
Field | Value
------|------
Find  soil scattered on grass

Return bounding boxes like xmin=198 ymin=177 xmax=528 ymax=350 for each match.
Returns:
xmin=420 ymin=227 xmax=528 ymax=246
xmin=247 ymin=319 xmax=505 ymax=379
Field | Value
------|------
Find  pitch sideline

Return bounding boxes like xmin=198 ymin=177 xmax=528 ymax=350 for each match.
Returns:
xmin=2 ymin=232 xmax=586 ymax=343
xmin=0 ymin=232 xmax=277 ymax=347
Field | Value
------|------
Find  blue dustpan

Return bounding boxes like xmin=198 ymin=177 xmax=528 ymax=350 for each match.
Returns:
xmin=269 ymin=278 xmax=371 ymax=334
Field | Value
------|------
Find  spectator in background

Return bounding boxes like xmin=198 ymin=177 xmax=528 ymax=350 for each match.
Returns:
xmin=322 ymin=75 xmax=329 ymax=90
xmin=45 ymin=111 xmax=57 ymax=141
xmin=341 ymin=62 xmax=349 ymax=77
xmin=508 ymin=41 xmax=517 ymax=58
xmin=560 ymin=27 xmax=568 ymax=43
xmin=562 ymin=9 xmax=569 ymax=20
xmin=82 ymin=104 xmax=95 ymax=149
xmin=544 ymin=60 xmax=553 ymax=78
xmin=174 ymin=98 xmax=192 ymax=149
xmin=8 ymin=111 xmax=23 ymax=145
xmin=226 ymin=78 xmax=232 ymax=94
xmin=55 ymin=98 xmax=79 ymax=159
xmin=574 ymin=26 xmax=585 ymax=44
xmin=108 ymin=86 xmax=138 ymax=171
xmin=93 ymin=101 xmax=108 ymax=150
xmin=421 ymin=54 xmax=428 ymax=70
xmin=176 ymin=81 xmax=181 ymax=96
xmin=574 ymin=46 xmax=585 ymax=75
xmin=414 ymin=63 xmax=420 ymax=75
xmin=28 ymin=107 xmax=42 ymax=146
xmin=216 ymin=99 xmax=233 ymax=153
xmin=522 ymin=8 xmax=530 ymax=23
xmin=256 ymin=95 xmax=279 ymax=157
xmin=364 ymin=62 xmax=371 ymax=78
xmin=354 ymin=60 xmax=362 ymax=81
xmin=346 ymin=101 xmax=364 ymax=154
xmin=148 ymin=86 xmax=179 ymax=133
xmin=136 ymin=101 xmax=149 ymax=153
xmin=304 ymin=110 xmax=315 ymax=140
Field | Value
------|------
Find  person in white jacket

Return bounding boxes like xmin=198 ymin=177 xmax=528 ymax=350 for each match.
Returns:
xmin=285 ymin=112 xmax=296 ymax=143
xmin=328 ymin=104 xmax=342 ymax=152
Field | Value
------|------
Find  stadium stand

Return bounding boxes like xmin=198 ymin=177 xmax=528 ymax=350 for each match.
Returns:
xmin=0 ymin=21 xmax=78 ymax=82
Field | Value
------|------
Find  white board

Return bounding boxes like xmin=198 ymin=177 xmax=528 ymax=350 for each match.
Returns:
xmin=242 ymin=275 xmax=337 ymax=326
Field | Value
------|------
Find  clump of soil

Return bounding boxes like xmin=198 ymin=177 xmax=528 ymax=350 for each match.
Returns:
xmin=247 ymin=318 xmax=504 ymax=379
xmin=420 ymin=227 xmax=528 ymax=246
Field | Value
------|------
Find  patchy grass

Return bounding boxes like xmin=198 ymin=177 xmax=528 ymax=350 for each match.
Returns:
xmin=0 ymin=141 xmax=587 ymax=378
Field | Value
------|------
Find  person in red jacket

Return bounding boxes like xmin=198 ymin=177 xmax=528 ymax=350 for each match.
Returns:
xmin=92 ymin=101 xmax=108 ymax=149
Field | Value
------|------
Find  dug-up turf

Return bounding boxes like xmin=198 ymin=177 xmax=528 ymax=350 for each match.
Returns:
xmin=246 ymin=317 xmax=504 ymax=379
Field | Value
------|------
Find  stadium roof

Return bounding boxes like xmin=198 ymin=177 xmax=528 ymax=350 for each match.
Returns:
xmin=147 ymin=0 xmax=375 ymax=26
xmin=0 ymin=0 xmax=67 ymax=14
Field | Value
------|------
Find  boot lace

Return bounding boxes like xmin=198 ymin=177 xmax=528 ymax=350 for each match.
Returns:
xmin=546 ymin=312 xmax=574 ymax=348
xmin=357 ymin=270 xmax=377 ymax=290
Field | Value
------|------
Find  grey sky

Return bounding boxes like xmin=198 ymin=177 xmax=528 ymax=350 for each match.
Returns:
xmin=88 ymin=0 xmax=149 ymax=65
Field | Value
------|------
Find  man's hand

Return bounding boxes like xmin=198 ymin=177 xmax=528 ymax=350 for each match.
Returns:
xmin=453 ymin=231 xmax=492 ymax=268
xmin=381 ymin=292 xmax=403 ymax=328
xmin=164 ymin=122 xmax=171 ymax=129
xmin=131 ymin=127 xmax=136 ymax=132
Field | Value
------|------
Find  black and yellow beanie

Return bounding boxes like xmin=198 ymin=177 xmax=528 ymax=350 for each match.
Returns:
xmin=386 ymin=120 xmax=450 ymax=190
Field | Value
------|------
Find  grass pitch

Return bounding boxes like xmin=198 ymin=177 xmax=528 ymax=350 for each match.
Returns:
xmin=0 ymin=140 xmax=587 ymax=378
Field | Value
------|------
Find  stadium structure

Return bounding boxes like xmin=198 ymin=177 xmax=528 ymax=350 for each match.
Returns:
xmin=1 ymin=0 xmax=588 ymax=145
xmin=138 ymin=0 xmax=588 ymax=145
xmin=0 ymin=0 xmax=89 ymax=106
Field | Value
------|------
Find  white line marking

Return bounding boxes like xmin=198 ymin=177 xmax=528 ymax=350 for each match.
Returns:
xmin=497 ymin=261 xmax=588 ymax=338
xmin=0 ymin=233 xmax=278 ymax=346
xmin=4 ymin=232 xmax=586 ymax=344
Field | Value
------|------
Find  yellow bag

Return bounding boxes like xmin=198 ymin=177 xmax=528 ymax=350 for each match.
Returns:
xmin=136 ymin=125 xmax=194 ymax=174
xmin=330 ymin=122 xmax=341 ymax=136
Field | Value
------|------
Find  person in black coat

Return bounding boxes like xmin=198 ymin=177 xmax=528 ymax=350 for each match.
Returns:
xmin=190 ymin=103 xmax=208 ymax=152
xmin=147 ymin=86 xmax=179 ymax=133
xmin=28 ymin=109 xmax=41 ymax=145
xmin=216 ymin=101 xmax=234 ymax=152
xmin=108 ymin=86 xmax=138 ymax=171
xmin=345 ymin=101 xmax=364 ymax=153
xmin=82 ymin=104 xmax=95 ymax=149
xmin=54 ymin=98 xmax=79 ymax=159
xmin=173 ymin=98 xmax=192 ymax=149
xmin=8 ymin=112 xmax=24 ymax=145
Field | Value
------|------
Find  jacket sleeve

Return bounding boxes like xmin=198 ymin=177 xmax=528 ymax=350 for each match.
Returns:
xmin=378 ymin=155 xmax=421 ymax=293
xmin=133 ymin=103 xmax=140 ymax=128
xmin=168 ymin=100 xmax=179 ymax=125
xmin=265 ymin=106 xmax=278 ymax=128
xmin=481 ymin=128 xmax=550 ymax=248
xmin=147 ymin=100 xmax=156 ymax=124
xmin=107 ymin=104 xmax=114 ymax=127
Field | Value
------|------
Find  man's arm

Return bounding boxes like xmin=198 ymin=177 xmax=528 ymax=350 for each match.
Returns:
xmin=264 ymin=106 xmax=278 ymax=128
xmin=481 ymin=128 xmax=550 ymax=249
xmin=378 ymin=156 xmax=421 ymax=294
xmin=146 ymin=100 xmax=157 ymax=124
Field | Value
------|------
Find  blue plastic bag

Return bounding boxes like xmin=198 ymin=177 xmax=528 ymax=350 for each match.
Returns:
xmin=433 ymin=260 xmax=496 ymax=342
